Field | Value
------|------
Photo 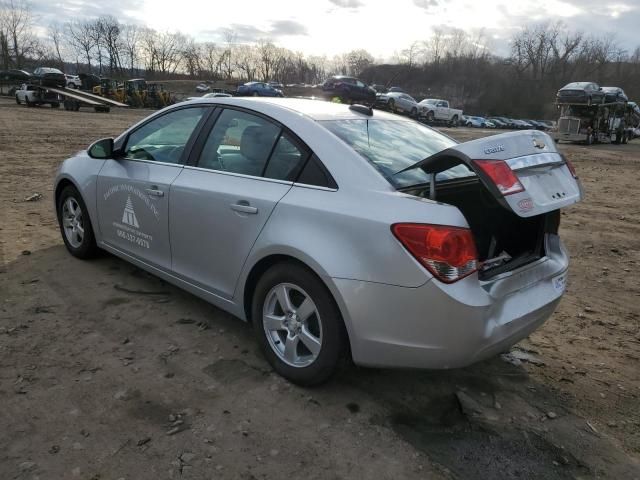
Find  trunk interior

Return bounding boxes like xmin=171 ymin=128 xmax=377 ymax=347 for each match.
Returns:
xmin=405 ymin=178 xmax=559 ymax=280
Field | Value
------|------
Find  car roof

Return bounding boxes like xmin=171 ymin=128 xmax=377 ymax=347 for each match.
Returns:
xmin=180 ymin=97 xmax=402 ymax=121
xmin=563 ymin=82 xmax=594 ymax=88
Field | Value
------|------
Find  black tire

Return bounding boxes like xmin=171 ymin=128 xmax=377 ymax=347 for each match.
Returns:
xmin=622 ymin=132 xmax=628 ymax=144
xmin=15 ymin=95 xmax=20 ymax=104
xmin=51 ymin=102 xmax=60 ymax=108
xmin=587 ymin=96 xmax=592 ymax=106
xmin=57 ymin=185 xmax=99 ymax=259
xmin=252 ymin=262 xmax=347 ymax=386
xmin=252 ymin=91 xmax=259 ymax=97
xmin=25 ymin=97 xmax=33 ymax=107
xmin=427 ymin=111 xmax=435 ymax=122
xmin=387 ymin=99 xmax=395 ymax=112
xmin=450 ymin=115 xmax=459 ymax=127
xmin=410 ymin=107 xmax=417 ymax=118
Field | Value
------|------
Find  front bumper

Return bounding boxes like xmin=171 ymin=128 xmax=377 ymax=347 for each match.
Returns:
xmin=333 ymin=235 xmax=569 ymax=369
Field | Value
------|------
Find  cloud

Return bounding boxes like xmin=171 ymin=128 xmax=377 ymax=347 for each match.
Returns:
xmin=270 ymin=20 xmax=308 ymax=36
xmin=30 ymin=0 xmax=144 ymax=24
xmin=328 ymin=0 xmax=363 ymax=9
xmin=413 ymin=0 xmax=439 ymax=10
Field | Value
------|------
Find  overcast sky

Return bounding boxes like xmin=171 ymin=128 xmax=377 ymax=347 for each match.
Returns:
xmin=32 ymin=0 xmax=639 ymax=59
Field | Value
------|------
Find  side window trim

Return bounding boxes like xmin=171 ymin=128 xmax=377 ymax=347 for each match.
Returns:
xmin=119 ymin=105 xmax=214 ymax=165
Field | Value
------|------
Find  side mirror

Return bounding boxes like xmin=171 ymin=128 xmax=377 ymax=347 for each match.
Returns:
xmin=88 ymin=137 xmax=114 ymax=159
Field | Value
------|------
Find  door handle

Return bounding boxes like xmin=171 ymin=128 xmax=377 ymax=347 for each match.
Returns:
xmin=145 ymin=187 xmax=164 ymax=197
xmin=231 ymin=202 xmax=258 ymax=214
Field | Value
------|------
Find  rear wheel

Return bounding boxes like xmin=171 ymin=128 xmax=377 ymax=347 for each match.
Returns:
xmin=252 ymin=262 xmax=346 ymax=386
xmin=252 ymin=91 xmax=259 ymax=97
xmin=57 ymin=185 xmax=98 ymax=259
xmin=450 ymin=115 xmax=459 ymax=127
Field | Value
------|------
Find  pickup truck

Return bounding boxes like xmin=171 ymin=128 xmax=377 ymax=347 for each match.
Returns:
xmin=418 ymin=99 xmax=463 ymax=126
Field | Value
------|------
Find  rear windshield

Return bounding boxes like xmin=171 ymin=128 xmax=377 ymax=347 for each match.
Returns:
xmin=320 ymin=119 xmax=473 ymax=188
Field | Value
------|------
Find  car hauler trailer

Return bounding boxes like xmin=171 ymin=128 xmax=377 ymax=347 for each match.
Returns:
xmin=554 ymin=100 xmax=630 ymax=145
xmin=24 ymin=84 xmax=128 ymax=112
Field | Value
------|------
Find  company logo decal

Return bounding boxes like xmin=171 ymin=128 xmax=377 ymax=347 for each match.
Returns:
xmin=518 ymin=198 xmax=534 ymax=212
xmin=484 ymin=144 xmax=505 ymax=155
xmin=121 ymin=196 xmax=139 ymax=228
xmin=103 ymin=184 xmax=159 ymax=250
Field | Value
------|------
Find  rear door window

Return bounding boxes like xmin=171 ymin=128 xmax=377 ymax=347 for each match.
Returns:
xmin=197 ymin=109 xmax=280 ymax=177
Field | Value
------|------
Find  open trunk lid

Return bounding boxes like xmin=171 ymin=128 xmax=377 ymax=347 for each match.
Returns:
xmin=400 ymin=130 xmax=584 ymax=217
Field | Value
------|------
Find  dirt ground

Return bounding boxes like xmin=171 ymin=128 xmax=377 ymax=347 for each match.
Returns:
xmin=1 ymin=97 xmax=639 ymax=479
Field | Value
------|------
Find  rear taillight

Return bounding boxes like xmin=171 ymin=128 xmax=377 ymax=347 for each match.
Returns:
xmin=473 ymin=159 xmax=524 ymax=195
xmin=392 ymin=223 xmax=478 ymax=283
xmin=565 ymin=158 xmax=578 ymax=178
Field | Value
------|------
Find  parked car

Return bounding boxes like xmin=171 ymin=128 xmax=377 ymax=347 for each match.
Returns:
xmin=0 ymin=69 xmax=31 ymax=82
xmin=418 ymin=99 xmax=462 ymax=126
xmin=601 ymin=87 xmax=628 ymax=104
xmin=65 ymin=74 xmax=82 ymax=89
xmin=388 ymin=86 xmax=405 ymax=93
xmin=512 ymin=119 xmax=536 ymax=129
xmin=465 ymin=116 xmax=490 ymax=128
xmin=375 ymin=91 xmax=419 ymax=117
xmin=488 ymin=118 xmax=509 ymax=129
xmin=370 ymin=84 xmax=387 ymax=94
xmin=53 ymin=97 xmax=583 ymax=385
xmin=524 ymin=120 xmax=548 ymax=131
xmin=32 ymin=67 xmax=66 ymax=88
xmin=490 ymin=117 xmax=517 ymax=129
xmin=268 ymin=81 xmax=284 ymax=89
xmin=321 ymin=75 xmax=376 ymax=105
xmin=196 ymin=83 xmax=210 ymax=93
xmin=15 ymin=83 xmax=60 ymax=107
xmin=557 ymin=82 xmax=605 ymax=105
xmin=237 ymin=82 xmax=284 ymax=97
xmin=78 ymin=73 xmax=101 ymax=91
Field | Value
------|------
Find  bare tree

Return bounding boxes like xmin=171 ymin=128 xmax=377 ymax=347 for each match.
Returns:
xmin=65 ymin=20 xmax=95 ymax=70
xmin=345 ymin=49 xmax=373 ymax=77
xmin=0 ymin=0 xmax=39 ymax=68
xmin=200 ymin=41 xmax=222 ymax=79
xmin=121 ymin=24 xmax=141 ymax=75
xmin=48 ymin=22 xmax=65 ymax=68
xmin=182 ymin=37 xmax=201 ymax=77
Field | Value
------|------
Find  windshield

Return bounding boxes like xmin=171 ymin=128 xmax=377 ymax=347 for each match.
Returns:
xmin=321 ymin=119 xmax=474 ymax=188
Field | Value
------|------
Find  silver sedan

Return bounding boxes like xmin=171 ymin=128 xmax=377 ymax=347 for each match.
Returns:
xmin=54 ymin=98 xmax=583 ymax=385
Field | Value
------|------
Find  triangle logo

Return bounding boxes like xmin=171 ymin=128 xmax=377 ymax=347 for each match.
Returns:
xmin=122 ymin=195 xmax=139 ymax=228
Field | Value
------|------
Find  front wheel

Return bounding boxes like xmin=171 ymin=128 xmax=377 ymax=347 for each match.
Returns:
xmin=57 ymin=185 xmax=99 ymax=259
xmin=387 ymin=99 xmax=395 ymax=113
xmin=252 ymin=262 xmax=347 ymax=386
xmin=426 ymin=111 xmax=435 ymax=122
xmin=15 ymin=95 xmax=20 ymax=104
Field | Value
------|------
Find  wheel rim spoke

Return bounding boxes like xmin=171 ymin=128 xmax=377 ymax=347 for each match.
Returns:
xmin=264 ymin=314 xmax=286 ymax=331
xmin=298 ymin=326 xmax=321 ymax=356
xmin=275 ymin=284 xmax=293 ymax=313
xmin=283 ymin=334 xmax=299 ymax=363
xmin=296 ymin=297 xmax=315 ymax=322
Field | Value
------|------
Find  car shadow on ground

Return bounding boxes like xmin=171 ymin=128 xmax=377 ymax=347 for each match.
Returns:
xmin=2 ymin=246 xmax=639 ymax=479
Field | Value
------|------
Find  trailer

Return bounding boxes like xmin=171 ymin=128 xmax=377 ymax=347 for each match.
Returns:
xmin=20 ymin=84 xmax=128 ymax=112
xmin=554 ymin=101 xmax=631 ymax=145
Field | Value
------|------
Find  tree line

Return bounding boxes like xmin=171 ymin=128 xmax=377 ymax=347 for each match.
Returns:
xmin=2 ymin=0 xmax=639 ymax=117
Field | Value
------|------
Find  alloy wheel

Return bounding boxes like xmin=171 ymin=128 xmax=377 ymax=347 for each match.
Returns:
xmin=263 ymin=283 xmax=322 ymax=368
xmin=61 ymin=197 xmax=85 ymax=248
